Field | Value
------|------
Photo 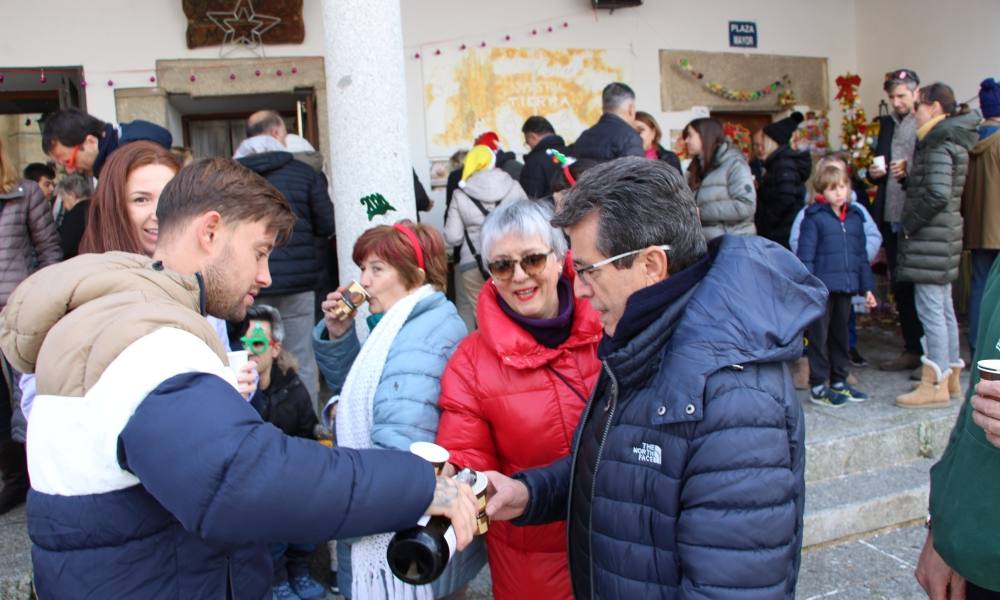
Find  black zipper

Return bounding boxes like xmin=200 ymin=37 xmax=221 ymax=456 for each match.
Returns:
xmin=590 ymin=361 xmax=619 ymax=599
xmin=565 ymin=364 xmax=605 ymax=598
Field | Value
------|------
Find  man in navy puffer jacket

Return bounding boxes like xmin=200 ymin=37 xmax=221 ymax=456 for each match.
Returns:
xmin=236 ymin=111 xmax=334 ymax=404
xmin=486 ymin=157 xmax=826 ymax=599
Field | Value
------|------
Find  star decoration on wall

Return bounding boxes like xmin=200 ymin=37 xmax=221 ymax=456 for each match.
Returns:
xmin=207 ymin=0 xmax=281 ymax=58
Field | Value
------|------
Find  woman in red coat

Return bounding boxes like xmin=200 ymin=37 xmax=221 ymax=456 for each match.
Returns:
xmin=436 ymin=198 xmax=602 ymax=600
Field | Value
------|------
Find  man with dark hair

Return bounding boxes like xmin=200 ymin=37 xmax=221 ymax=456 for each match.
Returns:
xmin=41 ymin=108 xmax=172 ymax=178
xmin=485 ymin=157 xmax=824 ymax=598
xmin=867 ymin=68 xmax=924 ymax=372
xmin=519 ymin=115 xmax=567 ymax=199
xmin=22 ymin=163 xmax=56 ymax=202
xmin=235 ymin=112 xmax=334 ymax=404
xmin=570 ymin=82 xmax=644 ymax=161
xmin=0 ymin=158 xmax=478 ymax=599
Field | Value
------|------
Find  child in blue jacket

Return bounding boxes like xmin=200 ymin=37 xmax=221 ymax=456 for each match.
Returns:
xmin=797 ymin=158 xmax=878 ymax=406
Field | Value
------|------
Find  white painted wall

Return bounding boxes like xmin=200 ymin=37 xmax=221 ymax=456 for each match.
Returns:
xmin=0 ymin=1 xmax=328 ymax=122
xmin=3 ymin=0 xmax=996 ymax=230
xmin=856 ymin=0 xmax=1000 ymax=118
xmin=400 ymin=0 xmax=860 ymax=226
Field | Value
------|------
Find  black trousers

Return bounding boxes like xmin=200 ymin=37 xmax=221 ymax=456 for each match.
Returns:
xmin=882 ymin=223 xmax=925 ymax=354
xmin=808 ymin=292 xmax=853 ymax=387
xmin=969 ymin=582 xmax=1000 ymax=599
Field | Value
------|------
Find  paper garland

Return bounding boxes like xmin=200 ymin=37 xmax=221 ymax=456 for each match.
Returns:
xmin=677 ymin=58 xmax=792 ymax=104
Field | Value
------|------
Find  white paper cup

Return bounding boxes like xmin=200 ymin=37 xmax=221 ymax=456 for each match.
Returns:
xmin=872 ymin=155 xmax=886 ymax=170
xmin=409 ymin=441 xmax=449 ymax=474
xmin=978 ymin=359 xmax=1000 ymax=381
xmin=227 ymin=350 xmax=249 ymax=375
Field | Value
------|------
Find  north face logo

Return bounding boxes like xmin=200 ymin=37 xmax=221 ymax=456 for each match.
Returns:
xmin=632 ymin=442 xmax=662 ymax=466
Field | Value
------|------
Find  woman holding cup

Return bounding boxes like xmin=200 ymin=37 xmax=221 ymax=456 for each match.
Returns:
xmin=435 ymin=199 xmax=603 ymax=600
xmin=312 ymin=220 xmax=485 ymax=599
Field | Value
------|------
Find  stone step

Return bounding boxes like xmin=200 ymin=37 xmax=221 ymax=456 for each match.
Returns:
xmin=804 ymin=408 xmax=956 ymax=483
xmin=803 ymin=458 xmax=932 ymax=548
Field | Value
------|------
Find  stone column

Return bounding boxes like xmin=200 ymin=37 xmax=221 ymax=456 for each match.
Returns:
xmin=321 ymin=0 xmax=415 ymax=286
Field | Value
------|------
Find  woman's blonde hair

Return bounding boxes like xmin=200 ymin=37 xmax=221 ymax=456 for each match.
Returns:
xmin=0 ymin=138 xmax=19 ymax=194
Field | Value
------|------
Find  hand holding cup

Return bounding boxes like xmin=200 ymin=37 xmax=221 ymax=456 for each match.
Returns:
xmin=890 ymin=158 xmax=907 ymax=180
xmin=971 ymin=360 xmax=1000 ymax=448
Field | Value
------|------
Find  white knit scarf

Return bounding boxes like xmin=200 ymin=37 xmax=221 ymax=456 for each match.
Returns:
xmin=335 ymin=284 xmax=436 ymax=600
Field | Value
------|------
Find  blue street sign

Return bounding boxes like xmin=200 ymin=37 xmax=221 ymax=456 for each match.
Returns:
xmin=729 ymin=21 xmax=757 ymax=48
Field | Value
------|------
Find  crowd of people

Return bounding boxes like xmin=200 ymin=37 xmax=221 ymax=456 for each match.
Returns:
xmin=0 ymin=69 xmax=998 ymax=600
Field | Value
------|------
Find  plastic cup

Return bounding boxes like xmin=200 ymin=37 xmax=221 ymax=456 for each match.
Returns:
xmin=227 ymin=350 xmax=249 ymax=376
xmin=409 ymin=441 xmax=449 ymax=475
xmin=872 ymin=155 xmax=886 ymax=170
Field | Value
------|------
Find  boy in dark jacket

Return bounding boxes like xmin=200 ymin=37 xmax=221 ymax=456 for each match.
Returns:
xmin=797 ymin=160 xmax=878 ymax=406
xmin=237 ymin=304 xmax=326 ymax=600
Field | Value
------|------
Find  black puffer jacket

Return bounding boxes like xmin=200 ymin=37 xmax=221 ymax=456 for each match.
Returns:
xmin=570 ymin=113 xmax=644 ymax=161
xmin=250 ymin=363 xmax=318 ymax=439
xmin=519 ymin=134 xmax=567 ymax=199
xmin=754 ymin=146 xmax=812 ymax=248
xmin=237 ymin=152 xmax=334 ymax=295
xmin=897 ymin=110 xmax=980 ymax=284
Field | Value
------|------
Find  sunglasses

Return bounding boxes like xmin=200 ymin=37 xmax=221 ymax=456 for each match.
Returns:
xmin=487 ymin=250 xmax=554 ymax=281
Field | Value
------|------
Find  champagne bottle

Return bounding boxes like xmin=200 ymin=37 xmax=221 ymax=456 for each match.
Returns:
xmin=386 ymin=469 xmax=477 ymax=585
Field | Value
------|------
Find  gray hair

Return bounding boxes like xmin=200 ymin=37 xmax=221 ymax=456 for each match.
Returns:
xmin=481 ymin=198 xmax=568 ymax=263
xmin=55 ymin=173 xmax=93 ymax=200
xmin=244 ymin=303 xmax=285 ymax=342
xmin=602 ymin=82 xmax=636 ymax=112
xmin=246 ymin=110 xmax=284 ymax=138
xmin=551 ymin=157 xmax=706 ymax=274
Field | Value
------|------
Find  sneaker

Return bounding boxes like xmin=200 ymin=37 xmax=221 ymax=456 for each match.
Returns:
xmin=329 ymin=570 xmax=340 ymax=595
xmin=849 ymin=348 xmax=868 ymax=367
xmin=831 ymin=382 xmax=869 ymax=403
xmin=290 ymin=574 xmax=326 ymax=600
xmin=810 ymin=385 xmax=848 ymax=407
xmin=273 ymin=581 xmax=302 ymax=600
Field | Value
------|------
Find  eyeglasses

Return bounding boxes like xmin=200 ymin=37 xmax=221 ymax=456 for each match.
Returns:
xmin=574 ymin=245 xmax=671 ymax=284
xmin=488 ymin=250 xmax=554 ymax=281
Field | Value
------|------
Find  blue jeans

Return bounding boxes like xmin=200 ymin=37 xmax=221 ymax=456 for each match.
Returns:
xmin=915 ymin=283 xmax=961 ymax=373
xmin=969 ymin=250 xmax=999 ymax=356
xmin=270 ymin=542 xmax=317 ymax=585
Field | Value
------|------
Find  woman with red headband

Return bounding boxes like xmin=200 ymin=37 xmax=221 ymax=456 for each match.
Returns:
xmin=312 ymin=220 xmax=485 ymax=599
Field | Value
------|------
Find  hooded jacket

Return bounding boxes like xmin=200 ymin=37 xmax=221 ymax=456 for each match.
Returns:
xmin=444 ymin=169 xmax=528 ymax=269
xmin=753 ymin=146 xmax=812 ymax=248
xmin=514 ymin=235 xmax=826 ymax=599
xmin=436 ymin=269 xmax=602 ymax=600
xmin=0 ymin=252 xmax=436 ymax=600
xmin=0 ymin=179 xmax=62 ymax=310
xmin=92 ymin=121 xmax=173 ymax=178
xmin=237 ymin=151 xmax=335 ymax=295
xmin=693 ymin=142 xmax=757 ymax=239
xmin=520 ymin=134 xmax=568 ymax=199
xmin=570 ymin=113 xmax=645 ymax=161
xmin=897 ymin=110 xmax=980 ymax=284
xmin=961 ymin=127 xmax=1000 ymax=250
